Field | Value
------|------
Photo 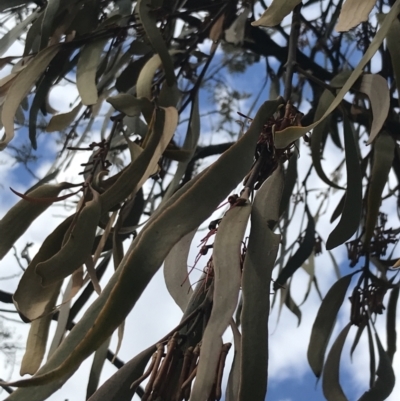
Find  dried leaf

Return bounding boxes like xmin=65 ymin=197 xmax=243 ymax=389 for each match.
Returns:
xmin=326 ymin=116 xmax=362 ymax=250
xmin=358 ymin=74 xmax=390 ymax=144
xmin=163 ymin=229 xmax=196 ymax=312
xmin=0 ymin=44 xmax=60 ymax=150
xmin=322 ymin=323 xmax=352 ymax=401
xmin=336 ymin=0 xmax=376 ymax=32
xmin=307 ymin=274 xmax=354 ymax=378
xmin=0 ymin=182 xmax=75 ymax=260
xmin=252 ymin=0 xmax=301 ymax=27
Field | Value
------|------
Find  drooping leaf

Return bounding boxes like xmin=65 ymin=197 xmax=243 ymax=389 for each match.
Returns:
xmin=137 ymin=0 xmax=175 ymax=87
xmin=386 ymin=287 xmax=399 ymax=363
xmin=39 ymin=0 xmax=60 ymax=50
xmin=322 ymin=323 xmax=352 ymax=401
xmin=13 ymin=216 xmax=73 ymax=322
xmin=226 ymin=320 xmax=241 ymax=401
xmin=0 ymin=182 xmax=75 ymax=260
xmin=20 ymin=313 xmax=54 ymax=375
xmin=358 ymin=75 xmax=390 ymax=144
xmin=86 ymin=336 xmax=112 ymax=399
xmin=251 ymin=0 xmax=301 ymax=27
xmin=100 ymin=107 xmax=178 ymax=212
xmin=274 ymin=206 xmax=315 ymax=289
xmin=364 ymin=131 xmax=395 ymax=246
xmin=336 ymin=0 xmax=376 ymax=32
xmin=0 ymin=44 xmax=60 ymax=150
xmin=162 ymin=94 xmax=200 ymax=200
xmin=326 ymin=116 xmax=362 ymax=250
xmin=239 ymin=165 xmax=283 ymax=401
xmin=3 ymin=100 xmax=282 ymax=395
xmin=106 ymin=94 xmax=153 ymax=117
xmin=76 ymin=38 xmax=108 ymax=105
xmin=357 ymin=332 xmax=396 ymax=401
xmin=285 ymin=283 xmax=302 ymax=326
xmin=0 ymin=9 xmax=39 ymax=57
xmin=87 ymin=345 xmax=154 ymax=401
xmin=311 ymin=71 xmax=351 ymax=190
xmin=35 ymin=193 xmax=102 ymax=286
xmin=308 ymin=274 xmax=354 ymax=378
xmin=274 ymin=0 xmax=400 ymax=149
xmin=46 ymin=102 xmax=82 ymax=132
xmin=163 ymin=229 xmax=196 ymax=312
xmin=191 ymin=202 xmax=251 ymax=401
xmin=383 ymin=13 xmax=400 ymax=106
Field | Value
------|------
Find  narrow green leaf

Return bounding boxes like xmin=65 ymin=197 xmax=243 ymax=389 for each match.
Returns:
xmin=0 ymin=9 xmax=39 ymax=57
xmin=308 ymin=274 xmax=354 ymax=377
xmin=36 ymin=194 xmax=101 ymax=286
xmin=359 ymin=75 xmax=390 ymax=144
xmin=20 ymin=313 xmax=54 ymax=375
xmin=251 ymin=0 xmax=301 ymax=27
xmin=0 ymin=44 xmax=60 ymax=150
xmin=39 ymin=0 xmax=60 ymax=50
xmin=0 ymin=182 xmax=75 ymax=260
xmin=3 ymin=99 xmax=283 ymax=395
xmin=239 ymin=165 xmax=283 ymax=401
xmin=274 ymin=0 xmax=400 ymax=149
xmin=311 ymin=72 xmax=351 ymax=190
xmin=326 ymin=116 xmax=362 ymax=250
xmin=163 ymin=95 xmax=200 ymax=201
xmin=163 ymin=229 xmax=196 ymax=312
xmin=366 ymin=322 xmax=376 ymax=389
xmin=383 ymin=14 xmax=400 ymax=106
xmin=13 ymin=216 xmax=73 ymax=321
xmin=357 ymin=333 xmax=396 ymax=401
xmin=386 ymin=287 xmax=399 ymax=363
xmin=87 ymin=345 xmax=154 ymax=401
xmin=86 ymin=336 xmax=112 ymax=399
xmin=77 ymin=38 xmax=108 ymax=105
xmin=191 ymin=202 xmax=251 ymax=401
xmin=285 ymin=283 xmax=302 ymax=326
xmin=364 ymin=131 xmax=395 ymax=246
xmin=274 ymin=206 xmax=315 ymax=289
xmin=226 ymin=320 xmax=241 ymax=401
xmin=46 ymin=103 xmax=82 ymax=132
xmin=350 ymin=320 xmax=367 ymax=359
xmin=322 ymin=323 xmax=352 ymax=401
xmin=106 ymin=94 xmax=152 ymax=117
xmin=336 ymin=0 xmax=376 ymax=32
xmin=100 ymin=107 xmax=178 ymax=212
xmin=137 ymin=0 xmax=175 ymax=86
